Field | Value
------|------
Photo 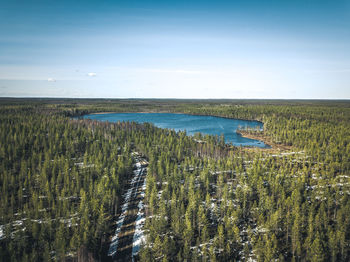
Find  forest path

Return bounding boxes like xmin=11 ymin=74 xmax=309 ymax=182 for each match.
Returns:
xmin=107 ymin=156 xmax=147 ymax=262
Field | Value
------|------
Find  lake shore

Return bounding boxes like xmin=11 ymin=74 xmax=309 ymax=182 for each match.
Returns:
xmin=236 ymin=130 xmax=292 ymax=151
xmin=82 ymin=111 xmax=271 ymax=149
xmin=88 ymin=111 xmax=116 ymax=115
xmin=84 ymin=111 xmax=264 ymax=124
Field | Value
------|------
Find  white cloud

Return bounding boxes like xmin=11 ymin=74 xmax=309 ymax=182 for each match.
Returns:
xmin=87 ymin=72 xmax=97 ymax=77
xmin=47 ymin=78 xmax=56 ymax=82
xmin=146 ymin=69 xmax=204 ymax=74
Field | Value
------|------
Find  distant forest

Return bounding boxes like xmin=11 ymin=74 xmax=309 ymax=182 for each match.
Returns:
xmin=0 ymin=98 xmax=349 ymax=261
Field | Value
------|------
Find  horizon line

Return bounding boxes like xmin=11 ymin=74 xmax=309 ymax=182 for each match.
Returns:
xmin=0 ymin=96 xmax=349 ymax=101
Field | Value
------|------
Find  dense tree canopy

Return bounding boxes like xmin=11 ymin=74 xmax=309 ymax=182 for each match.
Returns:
xmin=0 ymin=99 xmax=349 ymax=261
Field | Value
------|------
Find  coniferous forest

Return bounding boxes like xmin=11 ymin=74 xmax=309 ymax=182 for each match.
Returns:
xmin=0 ymin=98 xmax=349 ymax=261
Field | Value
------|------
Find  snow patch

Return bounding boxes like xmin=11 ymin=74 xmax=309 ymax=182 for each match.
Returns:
xmin=108 ymin=158 xmax=145 ymax=257
xmin=132 ymin=190 xmax=146 ymax=260
xmin=0 ymin=225 xmax=4 ymax=240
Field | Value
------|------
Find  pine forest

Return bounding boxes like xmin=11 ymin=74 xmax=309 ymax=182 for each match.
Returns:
xmin=0 ymin=98 xmax=349 ymax=262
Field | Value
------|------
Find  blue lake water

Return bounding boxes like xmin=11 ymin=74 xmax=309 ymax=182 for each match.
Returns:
xmin=83 ymin=113 xmax=270 ymax=148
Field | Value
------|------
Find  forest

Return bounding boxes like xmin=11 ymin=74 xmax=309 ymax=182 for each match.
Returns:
xmin=0 ymin=98 xmax=349 ymax=261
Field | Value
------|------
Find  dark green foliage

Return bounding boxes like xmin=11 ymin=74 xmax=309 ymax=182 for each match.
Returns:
xmin=0 ymin=106 xmax=136 ymax=261
xmin=0 ymin=99 xmax=349 ymax=261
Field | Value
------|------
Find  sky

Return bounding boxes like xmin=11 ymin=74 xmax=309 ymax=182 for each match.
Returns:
xmin=0 ymin=0 xmax=349 ymax=99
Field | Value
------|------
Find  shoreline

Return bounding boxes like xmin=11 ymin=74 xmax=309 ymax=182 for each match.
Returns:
xmin=83 ymin=111 xmax=264 ymax=124
xmin=87 ymin=111 xmax=116 ymax=115
xmin=236 ymin=130 xmax=292 ymax=151
xmin=81 ymin=111 xmax=284 ymax=150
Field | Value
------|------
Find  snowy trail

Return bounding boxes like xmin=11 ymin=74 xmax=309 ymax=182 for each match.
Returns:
xmin=131 ymin=176 xmax=147 ymax=261
xmin=108 ymin=156 xmax=147 ymax=261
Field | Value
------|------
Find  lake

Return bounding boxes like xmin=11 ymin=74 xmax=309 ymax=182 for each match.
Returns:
xmin=83 ymin=113 xmax=270 ymax=148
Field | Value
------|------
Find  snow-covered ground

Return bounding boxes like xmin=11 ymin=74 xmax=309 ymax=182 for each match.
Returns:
xmin=108 ymin=156 xmax=147 ymax=258
xmin=132 ymin=177 xmax=147 ymax=261
xmin=0 ymin=225 xmax=4 ymax=240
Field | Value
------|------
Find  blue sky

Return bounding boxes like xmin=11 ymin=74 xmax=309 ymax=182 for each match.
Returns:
xmin=0 ymin=0 xmax=349 ymax=98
